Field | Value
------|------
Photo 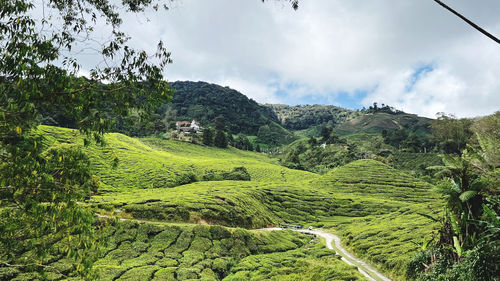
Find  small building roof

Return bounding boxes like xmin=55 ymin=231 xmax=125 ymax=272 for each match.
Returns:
xmin=176 ymin=121 xmax=191 ymax=127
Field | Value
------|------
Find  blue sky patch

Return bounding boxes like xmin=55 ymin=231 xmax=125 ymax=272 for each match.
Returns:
xmin=406 ymin=64 xmax=434 ymax=92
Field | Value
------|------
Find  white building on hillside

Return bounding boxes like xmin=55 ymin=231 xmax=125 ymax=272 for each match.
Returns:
xmin=176 ymin=120 xmax=202 ymax=133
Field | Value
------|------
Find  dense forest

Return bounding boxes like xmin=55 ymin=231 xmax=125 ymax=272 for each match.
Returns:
xmin=166 ymin=81 xmax=280 ymax=135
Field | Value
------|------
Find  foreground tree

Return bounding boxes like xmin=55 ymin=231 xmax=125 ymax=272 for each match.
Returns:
xmin=0 ymin=0 xmax=172 ymax=278
xmin=409 ymin=116 xmax=500 ymax=280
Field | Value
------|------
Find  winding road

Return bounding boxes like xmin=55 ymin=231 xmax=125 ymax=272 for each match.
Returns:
xmin=97 ymin=214 xmax=392 ymax=281
xmin=260 ymin=227 xmax=392 ymax=281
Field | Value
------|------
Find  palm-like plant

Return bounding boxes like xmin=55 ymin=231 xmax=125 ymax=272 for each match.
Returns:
xmin=428 ymin=146 xmax=489 ymax=260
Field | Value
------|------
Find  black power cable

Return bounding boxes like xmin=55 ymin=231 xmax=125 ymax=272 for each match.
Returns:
xmin=434 ymin=0 xmax=500 ymax=44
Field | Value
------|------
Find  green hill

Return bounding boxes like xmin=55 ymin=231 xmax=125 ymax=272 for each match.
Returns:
xmin=167 ymin=81 xmax=281 ymax=135
xmin=33 ymin=126 xmax=440 ymax=280
xmin=335 ymin=112 xmax=432 ymax=136
xmin=39 ymin=125 xmax=315 ymax=191
xmin=314 ymin=160 xmax=439 ymax=279
xmin=263 ymin=104 xmax=360 ymax=130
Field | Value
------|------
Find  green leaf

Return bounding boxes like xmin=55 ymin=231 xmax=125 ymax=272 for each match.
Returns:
xmin=453 ymin=236 xmax=463 ymax=257
xmin=482 ymin=204 xmax=500 ymax=226
xmin=459 ymin=190 xmax=477 ymax=202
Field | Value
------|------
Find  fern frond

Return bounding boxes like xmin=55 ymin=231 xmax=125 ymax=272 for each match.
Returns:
xmin=459 ymin=190 xmax=477 ymax=202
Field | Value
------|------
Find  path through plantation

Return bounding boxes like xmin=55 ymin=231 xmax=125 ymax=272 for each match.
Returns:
xmin=97 ymin=213 xmax=392 ymax=281
xmin=259 ymin=227 xmax=392 ymax=281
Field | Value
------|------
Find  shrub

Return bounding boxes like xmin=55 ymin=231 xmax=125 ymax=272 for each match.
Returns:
xmin=202 ymin=167 xmax=251 ymax=181
xmin=175 ymin=172 xmax=198 ymax=186
xmin=222 ymin=167 xmax=251 ymax=181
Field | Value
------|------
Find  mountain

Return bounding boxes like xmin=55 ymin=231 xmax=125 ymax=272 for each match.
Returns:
xmin=165 ymin=82 xmax=433 ymax=144
xmin=334 ymin=111 xmax=432 ymax=136
xmin=38 ymin=79 xmax=432 ymax=143
xmin=166 ymin=81 xmax=280 ymax=135
xmin=263 ymin=104 xmax=361 ymax=130
xmin=263 ymin=104 xmax=432 ymax=136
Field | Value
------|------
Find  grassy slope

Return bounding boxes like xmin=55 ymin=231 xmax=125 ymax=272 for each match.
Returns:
xmin=314 ymin=160 xmax=440 ymax=280
xmin=39 ymin=125 xmax=316 ymax=191
xmin=38 ymin=126 xmax=439 ymax=280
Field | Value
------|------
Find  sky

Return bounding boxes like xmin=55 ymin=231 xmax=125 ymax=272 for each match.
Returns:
xmin=72 ymin=0 xmax=500 ymax=118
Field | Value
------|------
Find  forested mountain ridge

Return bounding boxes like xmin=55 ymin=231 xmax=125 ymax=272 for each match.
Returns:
xmin=166 ymin=81 xmax=280 ymax=135
xmin=166 ymin=82 xmax=432 ymax=137
xmin=35 ymin=79 xmax=432 ymax=143
xmin=263 ymin=104 xmax=361 ymax=130
xmin=335 ymin=111 xmax=432 ymax=136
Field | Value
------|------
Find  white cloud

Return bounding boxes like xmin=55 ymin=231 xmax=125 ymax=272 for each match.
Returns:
xmin=72 ymin=0 xmax=500 ymax=118
xmin=215 ymin=76 xmax=281 ymax=104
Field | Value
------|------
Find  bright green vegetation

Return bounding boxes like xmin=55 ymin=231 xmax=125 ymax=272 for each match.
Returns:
xmin=314 ymin=160 xmax=440 ymax=280
xmin=390 ymin=151 xmax=442 ymax=179
xmin=38 ymin=125 xmax=316 ymax=191
xmin=36 ymin=126 xmax=444 ymax=280
xmin=317 ymin=159 xmax=436 ymax=203
xmin=1 ymin=220 xmax=366 ymax=281
xmin=91 ymin=179 xmax=404 ymax=229
xmin=94 ymin=222 xmax=316 ymax=281
xmin=91 ymin=155 xmax=439 ymax=279
xmin=225 ymin=241 xmax=364 ymax=280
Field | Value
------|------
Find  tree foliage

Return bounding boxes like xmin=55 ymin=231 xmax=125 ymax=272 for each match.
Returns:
xmin=266 ymin=104 xmax=358 ymax=130
xmin=164 ymin=81 xmax=280 ymax=135
xmin=256 ymin=122 xmax=296 ymax=146
xmin=410 ymin=117 xmax=500 ymax=280
xmin=233 ymin=134 xmax=254 ymax=151
xmin=0 ymin=0 xmax=172 ymax=277
xmin=202 ymin=127 xmax=214 ymax=146
xmin=281 ymin=137 xmax=359 ymax=173
xmin=431 ymin=113 xmax=473 ymax=154
xmin=214 ymin=131 xmax=228 ymax=149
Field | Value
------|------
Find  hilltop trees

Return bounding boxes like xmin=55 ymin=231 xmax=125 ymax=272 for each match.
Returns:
xmin=0 ymin=0 xmax=171 ymax=277
xmin=431 ymin=113 xmax=473 ymax=154
xmin=257 ymin=122 xmax=296 ymax=146
xmin=282 ymin=137 xmax=358 ymax=173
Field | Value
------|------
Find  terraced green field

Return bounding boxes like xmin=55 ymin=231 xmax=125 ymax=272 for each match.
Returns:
xmin=5 ymin=221 xmax=365 ymax=281
xmin=314 ymin=160 xmax=440 ymax=280
xmin=39 ymin=125 xmax=316 ymax=191
xmin=35 ymin=126 xmax=441 ymax=280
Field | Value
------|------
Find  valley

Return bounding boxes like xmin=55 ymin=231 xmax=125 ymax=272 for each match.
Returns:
xmin=2 ymin=1 xmax=499 ymax=280
xmin=3 ymin=124 xmax=442 ymax=280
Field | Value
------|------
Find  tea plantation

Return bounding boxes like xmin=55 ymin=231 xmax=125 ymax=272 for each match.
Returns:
xmin=5 ymin=221 xmax=365 ymax=281
xmin=26 ymin=126 xmax=441 ymax=280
